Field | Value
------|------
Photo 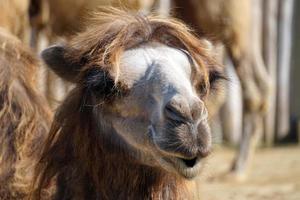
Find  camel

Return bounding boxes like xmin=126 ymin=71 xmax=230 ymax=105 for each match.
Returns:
xmin=31 ymin=9 xmax=225 ymax=199
xmin=0 ymin=28 xmax=52 ymax=199
xmin=172 ymin=0 xmax=271 ymax=179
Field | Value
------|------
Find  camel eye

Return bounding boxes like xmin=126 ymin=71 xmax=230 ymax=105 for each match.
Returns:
xmin=196 ymin=70 xmax=227 ymax=97
xmin=209 ymin=70 xmax=227 ymax=90
xmin=84 ymin=68 xmax=116 ymax=98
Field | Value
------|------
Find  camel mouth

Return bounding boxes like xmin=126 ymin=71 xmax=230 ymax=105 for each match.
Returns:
xmin=149 ymin=126 xmax=203 ymax=178
xmin=180 ymin=157 xmax=198 ymax=168
xmin=162 ymin=156 xmax=203 ymax=179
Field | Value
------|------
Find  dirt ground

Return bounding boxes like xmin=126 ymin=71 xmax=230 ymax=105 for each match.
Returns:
xmin=197 ymin=145 xmax=300 ymax=200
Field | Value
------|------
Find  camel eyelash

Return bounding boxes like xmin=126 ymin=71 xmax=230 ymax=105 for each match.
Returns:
xmin=209 ymin=70 xmax=228 ymax=86
xmin=83 ymin=67 xmax=129 ymax=102
xmin=196 ymin=70 xmax=227 ymax=96
xmin=83 ymin=67 xmax=122 ymax=100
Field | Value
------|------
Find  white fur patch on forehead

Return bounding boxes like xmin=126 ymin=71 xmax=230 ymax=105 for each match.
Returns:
xmin=119 ymin=42 xmax=192 ymax=88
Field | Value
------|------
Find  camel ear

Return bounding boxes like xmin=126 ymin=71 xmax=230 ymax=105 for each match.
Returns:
xmin=41 ymin=45 xmax=82 ymax=83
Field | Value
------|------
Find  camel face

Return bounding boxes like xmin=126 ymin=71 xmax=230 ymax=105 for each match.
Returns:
xmin=42 ymin=42 xmax=213 ymax=180
xmin=108 ymin=43 xmax=211 ymax=179
xmin=40 ymin=11 xmax=225 ymax=186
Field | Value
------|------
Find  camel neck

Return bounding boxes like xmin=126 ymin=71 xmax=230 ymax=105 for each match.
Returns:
xmin=97 ymin=157 xmax=183 ymax=199
xmin=55 ymin=132 xmax=186 ymax=200
xmin=92 ymin=124 xmax=186 ymax=199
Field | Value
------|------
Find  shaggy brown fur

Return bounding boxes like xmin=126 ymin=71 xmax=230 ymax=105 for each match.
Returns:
xmin=0 ymin=28 xmax=52 ymax=199
xmin=31 ymin=9 xmax=221 ymax=199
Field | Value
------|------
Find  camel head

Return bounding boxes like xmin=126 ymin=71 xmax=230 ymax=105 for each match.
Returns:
xmin=41 ymin=9 xmax=225 ymax=179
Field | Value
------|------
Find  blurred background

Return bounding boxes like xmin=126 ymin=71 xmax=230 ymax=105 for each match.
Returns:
xmin=1 ymin=0 xmax=299 ymax=199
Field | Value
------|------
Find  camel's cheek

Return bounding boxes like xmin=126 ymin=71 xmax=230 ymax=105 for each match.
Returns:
xmin=111 ymin=116 xmax=152 ymax=150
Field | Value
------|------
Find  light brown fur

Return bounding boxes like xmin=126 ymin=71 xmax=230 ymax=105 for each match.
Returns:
xmin=0 ymin=28 xmax=52 ymax=199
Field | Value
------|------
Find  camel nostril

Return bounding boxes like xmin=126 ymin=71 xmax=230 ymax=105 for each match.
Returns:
xmin=164 ymin=103 xmax=188 ymax=123
xmin=180 ymin=157 xmax=198 ymax=168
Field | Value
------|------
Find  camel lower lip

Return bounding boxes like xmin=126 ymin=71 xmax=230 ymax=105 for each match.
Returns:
xmin=163 ymin=156 xmax=202 ymax=179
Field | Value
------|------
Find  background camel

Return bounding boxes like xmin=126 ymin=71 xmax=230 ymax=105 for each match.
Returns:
xmin=0 ymin=28 xmax=52 ymax=199
xmin=32 ymin=9 xmax=225 ymax=199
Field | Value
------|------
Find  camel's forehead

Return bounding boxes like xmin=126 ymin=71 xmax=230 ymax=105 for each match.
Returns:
xmin=119 ymin=43 xmax=192 ymax=88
